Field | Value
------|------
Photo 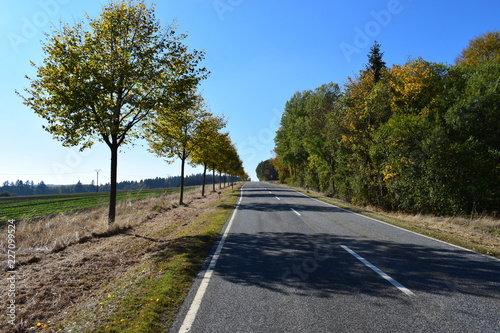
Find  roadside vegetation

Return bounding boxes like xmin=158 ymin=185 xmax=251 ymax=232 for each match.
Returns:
xmin=0 ymin=183 xmax=241 ymax=332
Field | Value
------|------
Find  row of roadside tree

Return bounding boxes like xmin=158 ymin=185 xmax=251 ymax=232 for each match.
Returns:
xmin=273 ymin=32 xmax=499 ymax=216
xmin=17 ymin=1 xmax=246 ymax=223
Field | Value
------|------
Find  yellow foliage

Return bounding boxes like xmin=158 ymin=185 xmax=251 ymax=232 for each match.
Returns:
xmin=457 ymin=31 xmax=500 ymax=65
xmin=389 ymin=59 xmax=438 ymax=114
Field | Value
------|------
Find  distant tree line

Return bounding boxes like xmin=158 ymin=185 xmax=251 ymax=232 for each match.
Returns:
xmin=0 ymin=173 xmax=239 ymax=197
xmin=274 ymin=32 xmax=500 ymax=216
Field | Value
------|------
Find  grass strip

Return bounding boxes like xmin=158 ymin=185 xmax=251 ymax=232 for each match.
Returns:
xmin=90 ymin=185 xmax=241 ymax=333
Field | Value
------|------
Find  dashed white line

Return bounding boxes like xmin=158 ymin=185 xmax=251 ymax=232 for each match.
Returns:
xmin=291 ymin=208 xmax=301 ymax=216
xmin=340 ymin=245 xmax=415 ymax=296
xmin=275 ymin=196 xmax=281 ymax=200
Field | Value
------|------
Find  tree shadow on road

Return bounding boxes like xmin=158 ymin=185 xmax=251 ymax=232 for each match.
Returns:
xmin=214 ymin=232 xmax=500 ymax=299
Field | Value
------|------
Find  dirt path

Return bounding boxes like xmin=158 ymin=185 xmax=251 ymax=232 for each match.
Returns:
xmin=2 ymin=189 xmax=226 ymax=332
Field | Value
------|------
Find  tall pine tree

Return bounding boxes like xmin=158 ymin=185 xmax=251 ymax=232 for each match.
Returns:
xmin=366 ymin=41 xmax=386 ymax=83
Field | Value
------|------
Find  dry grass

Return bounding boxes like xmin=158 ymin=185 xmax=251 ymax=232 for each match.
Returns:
xmin=0 ymin=185 xmax=236 ymax=332
xmin=0 ymin=189 xmax=194 ymax=260
xmin=387 ymin=212 xmax=500 ymax=246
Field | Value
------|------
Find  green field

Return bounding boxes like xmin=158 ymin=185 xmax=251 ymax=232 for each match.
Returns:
xmin=0 ymin=187 xmax=188 ymax=225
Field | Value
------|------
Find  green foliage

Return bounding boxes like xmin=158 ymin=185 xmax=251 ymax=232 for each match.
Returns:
xmin=255 ymin=159 xmax=278 ymax=181
xmin=274 ymin=34 xmax=500 ymax=216
xmin=274 ymin=83 xmax=341 ymax=190
xmin=146 ymin=92 xmax=245 ymax=203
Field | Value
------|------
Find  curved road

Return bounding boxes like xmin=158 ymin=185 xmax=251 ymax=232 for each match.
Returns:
xmin=170 ymin=182 xmax=500 ymax=332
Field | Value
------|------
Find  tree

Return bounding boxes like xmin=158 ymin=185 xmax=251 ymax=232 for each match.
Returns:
xmin=273 ymin=32 xmax=499 ymax=216
xmin=19 ymin=0 xmax=207 ymax=224
xmin=208 ymin=132 xmax=231 ymax=192
xmin=442 ymin=58 xmax=500 ymax=213
xmin=389 ymin=58 xmax=448 ymax=115
xmin=456 ymin=31 xmax=500 ymax=65
xmin=74 ymin=180 xmax=85 ymax=193
xmin=366 ymin=41 xmax=386 ymax=83
xmin=190 ymin=117 xmax=227 ymax=196
xmin=274 ymin=90 xmax=312 ymax=185
xmin=147 ymin=95 xmax=214 ymax=204
xmin=35 ymin=181 xmax=49 ymax=195
xmin=256 ymin=159 xmax=278 ymax=181
xmin=207 ymin=133 xmax=245 ymax=189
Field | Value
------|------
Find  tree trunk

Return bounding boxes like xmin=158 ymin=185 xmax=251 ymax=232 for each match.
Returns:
xmin=202 ymin=163 xmax=207 ymax=197
xmin=212 ymin=167 xmax=216 ymax=192
xmin=180 ymin=149 xmax=186 ymax=205
xmin=219 ymin=172 xmax=222 ymax=189
xmin=108 ymin=143 xmax=118 ymax=225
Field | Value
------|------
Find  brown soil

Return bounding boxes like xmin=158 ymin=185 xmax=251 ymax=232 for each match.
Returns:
xmin=1 ymin=188 xmax=227 ymax=332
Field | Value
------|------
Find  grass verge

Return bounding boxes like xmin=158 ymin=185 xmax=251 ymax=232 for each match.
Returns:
xmin=83 ymin=185 xmax=241 ymax=333
xmin=278 ymin=183 xmax=500 ymax=259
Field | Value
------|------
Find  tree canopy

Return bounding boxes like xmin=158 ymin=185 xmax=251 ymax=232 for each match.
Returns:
xmin=256 ymin=159 xmax=278 ymax=181
xmin=456 ymin=31 xmax=500 ymax=65
xmin=274 ymin=32 xmax=500 ymax=215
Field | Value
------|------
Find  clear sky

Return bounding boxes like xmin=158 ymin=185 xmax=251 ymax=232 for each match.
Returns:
xmin=1 ymin=0 xmax=499 ymax=185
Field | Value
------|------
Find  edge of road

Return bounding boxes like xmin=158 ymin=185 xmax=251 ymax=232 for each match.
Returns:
xmin=267 ymin=181 xmax=500 ymax=261
xmin=169 ymin=184 xmax=246 ymax=333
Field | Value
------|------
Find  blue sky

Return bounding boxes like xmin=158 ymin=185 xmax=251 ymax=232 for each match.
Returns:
xmin=1 ymin=0 xmax=499 ymax=185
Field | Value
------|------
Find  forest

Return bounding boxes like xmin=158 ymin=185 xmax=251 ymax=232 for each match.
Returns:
xmin=0 ymin=173 xmax=237 ymax=197
xmin=273 ymin=31 xmax=499 ymax=216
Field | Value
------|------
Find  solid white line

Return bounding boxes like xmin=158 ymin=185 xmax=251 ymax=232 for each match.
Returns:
xmin=178 ymin=189 xmax=243 ymax=333
xmin=275 ymin=196 xmax=281 ymax=200
xmin=291 ymin=208 xmax=301 ymax=216
xmin=340 ymin=245 xmax=415 ymax=296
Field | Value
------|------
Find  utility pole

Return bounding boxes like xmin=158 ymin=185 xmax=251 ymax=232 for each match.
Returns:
xmin=95 ymin=169 xmax=101 ymax=192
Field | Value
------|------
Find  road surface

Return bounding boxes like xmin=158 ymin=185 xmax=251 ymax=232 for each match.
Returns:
xmin=170 ymin=182 xmax=500 ymax=332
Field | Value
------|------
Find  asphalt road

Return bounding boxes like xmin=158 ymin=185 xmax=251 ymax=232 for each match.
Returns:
xmin=170 ymin=182 xmax=500 ymax=333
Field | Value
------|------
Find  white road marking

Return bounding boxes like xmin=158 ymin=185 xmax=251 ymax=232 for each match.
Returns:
xmin=275 ymin=196 xmax=281 ymax=200
xmin=178 ymin=189 xmax=243 ymax=333
xmin=340 ymin=245 xmax=415 ymax=296
xmin=291 ymin=208 xmax=301 ymax=216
